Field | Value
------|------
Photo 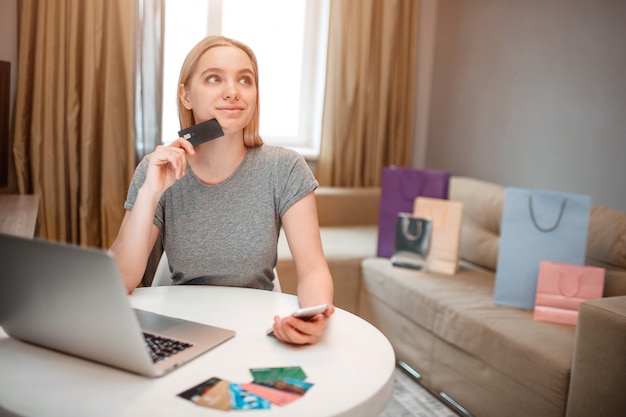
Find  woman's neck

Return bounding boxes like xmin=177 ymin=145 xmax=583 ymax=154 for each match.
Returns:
xmin=186 ymin=134 xmax=248 ymax=185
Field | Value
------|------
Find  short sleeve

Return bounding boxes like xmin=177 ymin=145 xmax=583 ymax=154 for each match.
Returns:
xmin=123 ymin=157 xmax=149 ymax=210
xmin=274 ymin=147 xmax=319 ymax=217
xmin=123 ymin=156 xmax=165 ymax=230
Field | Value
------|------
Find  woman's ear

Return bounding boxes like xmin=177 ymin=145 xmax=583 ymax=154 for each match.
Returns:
xmin=179 ymin=83 xmax=192 ymax=110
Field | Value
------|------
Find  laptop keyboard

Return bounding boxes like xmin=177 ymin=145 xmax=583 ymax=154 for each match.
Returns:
xmin=143 ymin=332 xmax=193 ymax=363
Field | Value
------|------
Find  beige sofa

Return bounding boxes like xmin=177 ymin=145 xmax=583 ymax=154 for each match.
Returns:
xmin=277 ymin=177 xmax=626 ymax=417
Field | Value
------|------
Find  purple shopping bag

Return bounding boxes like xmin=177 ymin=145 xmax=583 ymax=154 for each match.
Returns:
xmin=377 ymin=167 xmax=450 ymax=258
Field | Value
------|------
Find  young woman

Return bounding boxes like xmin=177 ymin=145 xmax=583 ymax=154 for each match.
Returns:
xmin=110 ymin=36 xmax=334 ymax=345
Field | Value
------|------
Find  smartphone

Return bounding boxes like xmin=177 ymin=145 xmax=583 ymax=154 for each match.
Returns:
xmin=177 ymin=118 xmax=224 ymax=147
xmin=266 ymin=304 xmax=329 ymax=336
xmin=290 ymin=304 xmax=329 ymax=320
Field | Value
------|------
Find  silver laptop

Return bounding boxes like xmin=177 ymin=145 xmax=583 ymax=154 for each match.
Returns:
xmin=0 ymin=233 xmax=235 ymax=378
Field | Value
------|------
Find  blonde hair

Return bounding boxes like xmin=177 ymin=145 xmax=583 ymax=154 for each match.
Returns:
xmin=177 ymin=36 xmax=263 ymax=147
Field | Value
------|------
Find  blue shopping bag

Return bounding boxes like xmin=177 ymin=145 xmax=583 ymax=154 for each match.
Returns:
xmin=494 ymin=187 xmax=592 ymax=310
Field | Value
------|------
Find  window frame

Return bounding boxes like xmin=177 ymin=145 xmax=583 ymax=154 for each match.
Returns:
xmin=161 ymin=0 xmax=329 ymax=159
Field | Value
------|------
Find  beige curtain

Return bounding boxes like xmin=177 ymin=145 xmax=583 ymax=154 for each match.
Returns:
xmin=13 ymin=0 xmax=136 ymax=248
xmin=317 ymin=0 xmax=420 ymax=187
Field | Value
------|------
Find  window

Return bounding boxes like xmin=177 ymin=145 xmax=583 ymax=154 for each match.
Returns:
xmin=161 ymin=0 xmax=329 ymax=158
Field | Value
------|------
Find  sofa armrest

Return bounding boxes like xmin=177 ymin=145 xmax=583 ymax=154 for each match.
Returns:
xmin=566 ymin=296 xmax=626 ymax=417
xmin=315 ymin=187 xmax=380 ymax=227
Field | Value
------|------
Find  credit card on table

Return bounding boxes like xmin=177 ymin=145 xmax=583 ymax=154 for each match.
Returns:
xmin=239 ymin=382 xmax=302 ymax=406
xmin=178 ymin=118 xmax=224 ymax=147
xmin=177 ymin=377 xmax=232 ymax=411
xmin=250 ymin=366 xmax=307 ymax=383
xmin=229 ymin=383 xmax=272 ymax=410
xmin=255 ymin=377 xmax=314 ymax=396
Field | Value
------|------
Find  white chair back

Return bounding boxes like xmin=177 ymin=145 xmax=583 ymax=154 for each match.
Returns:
xmin=151 ymin=251 xmax=172 ymax=287
xmin=272 ymin=269 xmax=282 ymax=292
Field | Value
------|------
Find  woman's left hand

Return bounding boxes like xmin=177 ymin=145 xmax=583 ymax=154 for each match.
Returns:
xmin=271 ymin=305 xmax=335 ymax=345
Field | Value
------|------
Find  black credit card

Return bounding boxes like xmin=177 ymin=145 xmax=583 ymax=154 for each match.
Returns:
xmin=178 ymin=118 xmax=224 ymax=147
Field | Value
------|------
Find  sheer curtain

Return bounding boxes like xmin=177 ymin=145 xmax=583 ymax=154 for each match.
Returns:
xmin=135 ymin=0 xmax=164 ymax=162
xmin=12 ymin=0 xmax=148 ymax=248
xmin=317 ymin=0 xmax=420 ymax=187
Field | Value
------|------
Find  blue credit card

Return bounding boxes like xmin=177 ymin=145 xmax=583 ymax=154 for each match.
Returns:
xmin=229 ymin=383 xmax=272 ymax=410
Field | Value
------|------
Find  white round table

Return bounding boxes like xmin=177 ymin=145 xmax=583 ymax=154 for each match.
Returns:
xmin=0 ymin=286 xmax=395 ymax=417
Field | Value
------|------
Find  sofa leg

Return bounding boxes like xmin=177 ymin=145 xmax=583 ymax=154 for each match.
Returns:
xmin=397 ymin=360 xmax=422 ymax=381
xmin=397 ymin=360 xmax=475 ymax=417
xmin=439 ymin=392 xmax=475 ymax=417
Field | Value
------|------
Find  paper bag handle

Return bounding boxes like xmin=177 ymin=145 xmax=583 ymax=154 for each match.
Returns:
xmin=558 ymin=271 xmax=581 ymax=297
xmin=401 ymin=216 xmax=425 ymax=241
xmin=528 ymin=195 xmax=567 ymax=233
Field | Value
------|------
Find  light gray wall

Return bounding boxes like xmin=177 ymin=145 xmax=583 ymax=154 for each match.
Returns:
xmin=425 ymin=0 xmax=626 ymax=211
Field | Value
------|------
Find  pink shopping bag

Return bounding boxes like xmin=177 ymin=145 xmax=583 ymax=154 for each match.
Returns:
xmin=534 ymin=261 xmax=605 ymax=325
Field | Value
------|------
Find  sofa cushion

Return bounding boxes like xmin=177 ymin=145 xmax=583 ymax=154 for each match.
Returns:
xmin=449 ymin=177 xmax=505 ymax=271
xmin=360 ymin=257 xmax=576 ymax=412
xmin=586 ymin=205 xmax=626 ymax=297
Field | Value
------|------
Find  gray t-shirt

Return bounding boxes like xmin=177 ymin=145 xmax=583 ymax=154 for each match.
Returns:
xmin=124 ymin=145 xmax=318 ymax=290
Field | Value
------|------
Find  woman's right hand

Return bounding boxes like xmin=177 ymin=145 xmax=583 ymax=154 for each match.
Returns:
xmin=143 ymin=138 xmax=195 ymax=194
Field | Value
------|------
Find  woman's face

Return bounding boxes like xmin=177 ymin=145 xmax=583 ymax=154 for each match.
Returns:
xmin=181 ymin=45 xmax=257 ymax=135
